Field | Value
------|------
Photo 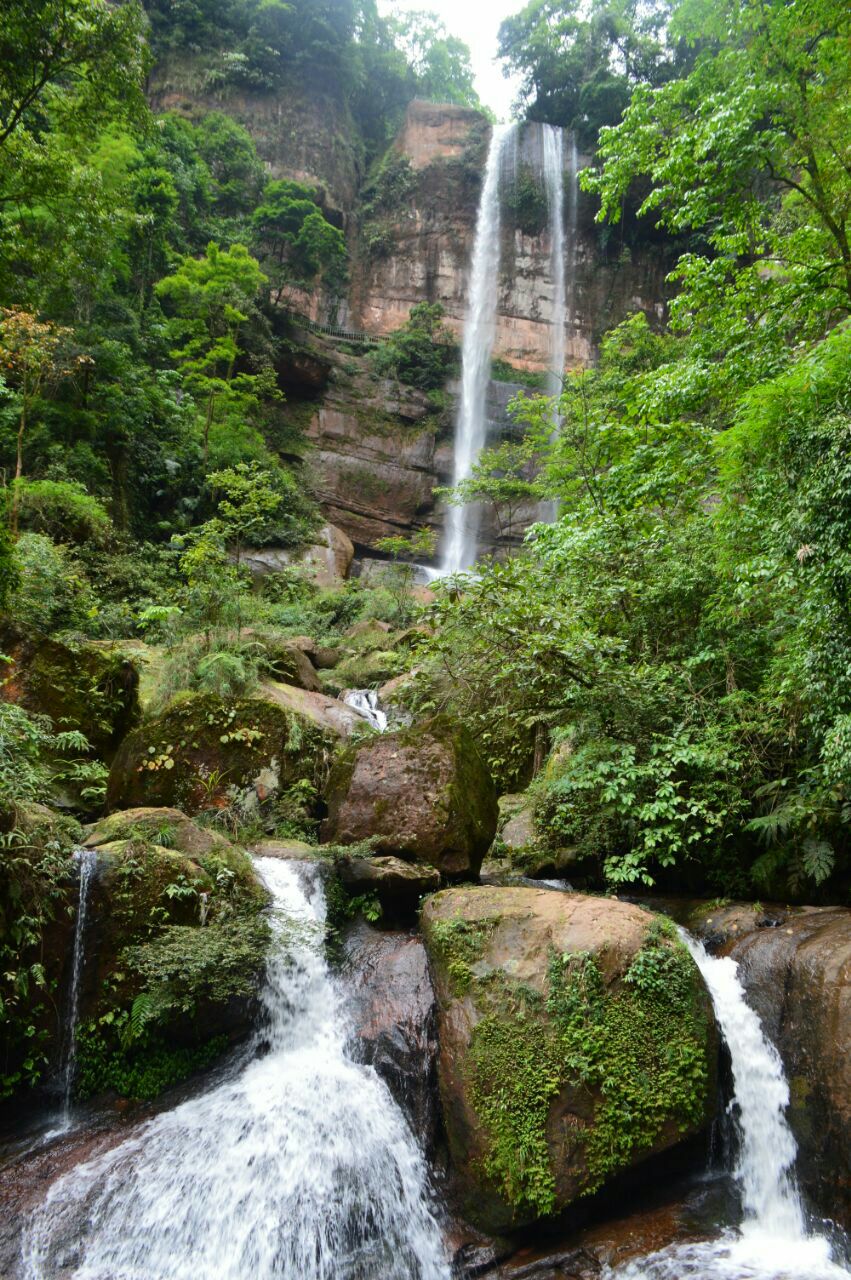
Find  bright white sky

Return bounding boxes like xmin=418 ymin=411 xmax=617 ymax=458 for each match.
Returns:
xmin=377 ymin=0 xmax=525 ymax=121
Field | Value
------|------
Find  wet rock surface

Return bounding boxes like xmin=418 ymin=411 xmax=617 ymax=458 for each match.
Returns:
xmin=709 ymin=905 xmax=850 ymax=1224
xmin=339 ymin=921 xmax=439 ymax=1150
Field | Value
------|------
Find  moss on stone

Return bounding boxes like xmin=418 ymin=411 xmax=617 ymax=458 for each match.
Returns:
xmin=461 ymin=918 xmax=711 ymax=1219
xmin=106 ymin=691 xmax=330 ymax=813
xmin=397 ymin=714 xmax=497 ymax=865
xmin=0 ymin=622 xmax=140 ymax=758
xmin=427 ymin=915 xmax=499 ymax=995
xmin=74 ymin=832 xmax=270 ymax=1102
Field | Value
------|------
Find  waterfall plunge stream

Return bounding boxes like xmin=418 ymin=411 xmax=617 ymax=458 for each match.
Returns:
xmin=607 ymin=932 xmax=849 ymax=1280
xmin=22 ymin=859 xmax=449 ymax=1280
xmin=441 ymin=122 xmax=516 ymax=575
xmin=342 ymin=688 xmax=388 ymax=732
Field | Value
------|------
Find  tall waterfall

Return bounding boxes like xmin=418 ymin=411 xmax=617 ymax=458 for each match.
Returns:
xmin=441 ymin=122 xmax=516 ymax=576
xmin=542 ymin=124 xmax=566 ymax=413
xmin=59 ymin=849 xmax=96 ymax=1128
xmin=22 ymin=859 xmax=449 ymax=1280
xmin=605 ymin=933 xmax=850 ymax=1280
xmin=538 ymin=124 xmax=568 ymax=526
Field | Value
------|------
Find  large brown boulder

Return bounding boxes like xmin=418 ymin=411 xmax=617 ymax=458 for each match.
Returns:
xmin=421 ymin=886 xmax=716 ymax=1233
xmin=689 ymin=902 xmax=851 ymax=1225
xmin=0 ymin=621 xmax=139 ymax=759
xmin=321 ymin=714 xmax=498 ymax=879
xmin=106 ymin=687 xmax=337 ymax=815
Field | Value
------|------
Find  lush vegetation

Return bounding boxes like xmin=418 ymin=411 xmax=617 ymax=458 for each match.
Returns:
xmin=419 ymin=0 xmax=851 ymax=900
xmin=1 ymin=0 xmax=850 ymax=1116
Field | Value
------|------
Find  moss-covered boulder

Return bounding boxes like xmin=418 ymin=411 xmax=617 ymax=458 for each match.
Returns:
xmin=321 ymin=714 xmax=498 ymax=880
xmin=0 ymin=804 xmax=82 ymax=1098
xmin=105 ymin=688 xmax=337 ymax=815
xmin=0 ymin=621 xmax=139 ymax=758
xmin=73 ymin=834 xmax=269 ymax=1100
xmin=84 ymin=806 xmax=234 ymax=859
xmin=421 ymin=886 xmax=716 ymax=1232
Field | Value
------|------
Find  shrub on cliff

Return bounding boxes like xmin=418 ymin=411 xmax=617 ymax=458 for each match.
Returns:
xmin=370 ymin=302 xmax=458 ymax=392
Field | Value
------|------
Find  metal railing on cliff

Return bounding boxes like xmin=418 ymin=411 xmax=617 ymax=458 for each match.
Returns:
xmin=288 ymin=312 xmax=381 ymax=347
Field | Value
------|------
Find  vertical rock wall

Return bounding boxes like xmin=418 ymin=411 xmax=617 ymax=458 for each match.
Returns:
xmin=350 ymin=101 xmax=675 ymax=372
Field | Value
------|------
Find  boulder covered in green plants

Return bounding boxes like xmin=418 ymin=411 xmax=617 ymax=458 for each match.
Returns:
xmin=0 ymin=621 xmax=140 ymax=759
xmin=84 ymin=806 xmax=238 ymax=860
xmin=73 ymin=829 xmax=270 ymax=1101
xmin=421 ymin=886 xmax=716 ymax=1232
xmin=0 ymin=804 xmax=82 ymax=1098
xmin=105 ymin=687 xmax=336 ymax=815
xmin=321 ymin=714 xmax=498 ymax=880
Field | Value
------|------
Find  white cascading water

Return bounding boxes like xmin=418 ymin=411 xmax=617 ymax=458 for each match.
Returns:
xmin=441 ymin=122 xmax=517 ymax=576
xmin=606 ymin=933 xmax=849 ymax=1280
xmin=542 ymin=124 xmax=566 ymax=416
xmin=342 ymin=688 xmax=388 ymax=732
xmin=538 ymin=123 xmax=568 ymax=527
xmin=22 ymin=859 xmax=449 ymax=1280
xmin=566 ymin=132 xmax=579 ymax=330
xmin=59 ymin=849 xmax=97 ymax=1128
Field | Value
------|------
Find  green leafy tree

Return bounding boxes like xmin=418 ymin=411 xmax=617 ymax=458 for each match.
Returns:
xmin=251 ymin=180 xmax=346 ymax=304
xmin=498 ymin=0 xmax=683 ymax=146
xmin=154 ymin=242 xmax=269 ymax=465
xmin=388 ymin=11 xmax=481 ymax=109
xmin=0 ymin=308 xmax=71 ymax=534
xmin=0 ymin=0 xmax=148 ymax=153
xmin=437 ymin=438 xmax=542 ymax=553
xmin=584 ymin=0 xmax=851 ymax=391
xmin=374 ymin=526 xmax=437 ymax=621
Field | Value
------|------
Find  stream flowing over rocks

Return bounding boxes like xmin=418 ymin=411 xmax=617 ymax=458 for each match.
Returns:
xmin=601 ymin=933 xmax=850 ymax=1280
xmin=19 ymin=860 xmax=449 ymax=1280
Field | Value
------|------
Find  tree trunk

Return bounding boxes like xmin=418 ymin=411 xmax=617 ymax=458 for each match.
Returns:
xmin=10 ymin=400 xmax=26 ymax=538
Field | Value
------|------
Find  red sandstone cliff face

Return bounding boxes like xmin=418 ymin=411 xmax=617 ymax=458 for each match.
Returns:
xmin=145 ymin=81 xmax=674 ymax=554
xmin=148 ymin=58 xmax=362 ymax=226
xmin=350 ymin=101 xmax=675 ymax=373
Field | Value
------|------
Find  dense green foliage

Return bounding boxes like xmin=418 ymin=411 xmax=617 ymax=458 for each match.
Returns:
xmin=370 ymin=302 xmax=458 ymax=391
xmin=143 ymin=0 xmax=480 ymax=154
xmin=426 ymin=0 xmax=851 ymax=900
xmin=2 ymin=0 xmax=851 ymax=1121
xmin=498 ymin=0 xmax=691 ymax=148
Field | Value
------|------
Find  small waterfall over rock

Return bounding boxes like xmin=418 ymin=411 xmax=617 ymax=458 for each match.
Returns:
xmin=606 ymin=932 xmax=850 ymax=1280
xmin=441 ymin=122 xmax=517 ymax=576
xmin=59 ymin=849 xmax=96 ymax=1128
xmin=22 ymin=859 xmax=449 ymax=1280
xmin=343 ymin=688 xmax=388 ymax=732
